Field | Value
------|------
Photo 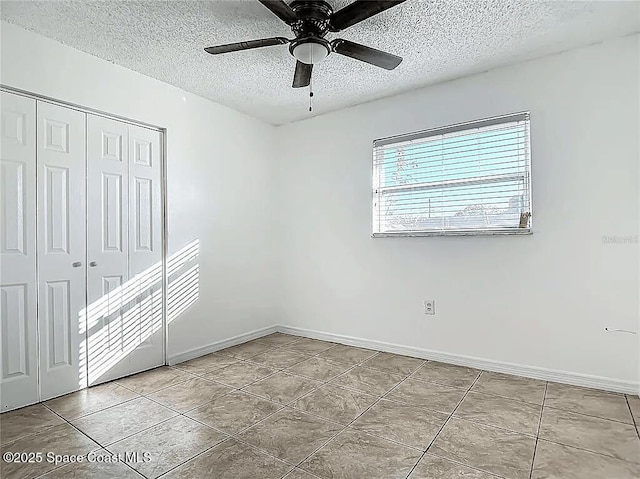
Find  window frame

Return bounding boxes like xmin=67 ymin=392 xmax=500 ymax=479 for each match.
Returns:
xmin=371 ymin=112 xmax=532 ymax=238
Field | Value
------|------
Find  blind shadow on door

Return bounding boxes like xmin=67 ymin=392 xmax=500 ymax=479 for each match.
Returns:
xmin=79 ymin=239 xmax=199 ymax=386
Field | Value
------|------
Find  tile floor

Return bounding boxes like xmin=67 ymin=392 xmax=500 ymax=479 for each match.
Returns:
xmin=1 ymin=333 xmax=639 ymax=478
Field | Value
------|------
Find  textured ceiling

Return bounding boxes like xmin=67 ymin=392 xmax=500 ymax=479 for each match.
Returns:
xmin=2 ymin=1 xmax=639 ymax=125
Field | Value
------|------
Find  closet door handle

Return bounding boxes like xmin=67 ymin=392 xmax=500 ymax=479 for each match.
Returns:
xmin=89 ymin=261 xmax=98 ymax=267
xmin=72 ymin=261 xmax=82 ymax=268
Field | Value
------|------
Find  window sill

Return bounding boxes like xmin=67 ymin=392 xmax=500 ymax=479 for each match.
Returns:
xmin=371 ymin=229 xmax=532 ymax=238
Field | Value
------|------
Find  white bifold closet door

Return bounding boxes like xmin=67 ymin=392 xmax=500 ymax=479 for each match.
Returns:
xmin=36 ymin=101 xmax=87 ymax=401
xmin=0 ymin=92 xmax=38 ymax=411
xmin=86 ymin=115 xmax=163 ymax=386
xmin=1 ymin=92 xmax=163 ymax=410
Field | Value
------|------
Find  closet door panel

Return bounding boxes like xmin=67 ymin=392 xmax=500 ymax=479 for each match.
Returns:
xmin=128 ymin=124 xmax=163 ymax=369
xmin=86 ymin=114 xmax=129 ymax=386
xmin=37 ymin=101 xmax=86 ymax=401
xmin=86 ymin=117 xmax=163 ymax=384
xmin=129 ymin=126 xmax=161 ymax=273
xmin=0 ymin=92 xmax=38 ymax=411
xmin=120 ymin=125 xmax=164 ymax=370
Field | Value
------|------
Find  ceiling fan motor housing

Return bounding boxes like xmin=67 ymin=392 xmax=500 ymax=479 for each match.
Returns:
xmin=290 ymin=0 xmax=333 ymax=37
xmin=288 ymin=0 xmax=334 ymax=64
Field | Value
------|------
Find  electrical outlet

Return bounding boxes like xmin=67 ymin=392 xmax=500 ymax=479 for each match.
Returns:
xmin=424 ymin=300 xmax=435 ymax=315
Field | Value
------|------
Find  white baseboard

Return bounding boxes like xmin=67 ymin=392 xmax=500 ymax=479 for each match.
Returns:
xmin=276 ymin=325 xmax=639 ymax=395
xmin=167 ymin=325 xmax=278 ymax=365
xmin=167 ymin=323 xmax=638 ymax=394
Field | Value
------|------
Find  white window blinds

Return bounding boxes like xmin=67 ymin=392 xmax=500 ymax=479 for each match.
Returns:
xmin=372 ymin=112 xmax=532 ymax=237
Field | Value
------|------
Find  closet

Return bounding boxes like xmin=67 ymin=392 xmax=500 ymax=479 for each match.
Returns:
xmin=0 ymin=90 xmax=164 ymax=411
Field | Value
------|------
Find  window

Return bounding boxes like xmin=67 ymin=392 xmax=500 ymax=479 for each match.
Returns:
xmin=372 ymin=112 xmax=532 ymax=237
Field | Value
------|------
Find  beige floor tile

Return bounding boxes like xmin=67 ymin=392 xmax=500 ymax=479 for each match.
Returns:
xmin=471 ymin=372 xmax=546 ymax=405
xmin=146 ymin=377 xmax=232 ymax=412
xmin=409 ymin=454 xmax=499 ymax=478
xmin=242 ymin=371 xmax=322 ymax=404
xmin=539 ymin=407 xmax=640 ymax=463
xmin=44 ymin=382 xmax=140 ymax=421
xmin=545 ymin=382 xmax=632 ymax=424
xmin=352 ymin=399 xmax=448 ymax=450
xmin=301 ymin=427 xmax=422 ymax=479
xmin=4 ymin=335 xmax=637 ymax=479
xmin=173 ymin=353 xmax=238 ymax=375
xmin=330 ymin=365 xmax=404 ymax=396
xmin=362 ymin=352 xmax=425 ymax=376
xmin=284 ymin=468 xmax=323 ymax=479
xmin=71 ymin=397 xmax=177 ymax=445
xmin=531 ymin=440 xmax=640 ymax=479
xmin=0 ymin=423 xmax=98 ymax=479
xmin=0 ymin=403 xmax=65 ymax=445
xmin=386 ymin=378 xmax=466 ymax=414
xmin=628 ymin=395 xmax=640 ymax=424
xmin=454 ymin=391 xmax=542 ymax=435
xmin=108 ymin=415 xmax=226 ymax=478
xmin=185 ymin=390 xmax=281 ymax=434
xmin=236 ymin=408 xmax=343 ymax=464
xmin=38 ymin=450 xmax=143 ymax=478
xmin=285 ymin=338 xmax=336 ymax=355
xmin=412 ymin=362 xmax=481 ymax=389
xmin=203 ymin=361 xmax=277 ymax=388
xmin=161 ymin=439 xmax=292 ymax=479
xmin=317 ymin=344 xmax=378 ymax=365
xmin=115 ymin=367 xmax=194 ymax=395
xmin=222 ymin=340 xmax=277 ymax=359
xmin=293 ymin=384 xmax=378 ymax=425
xmin=249 ymin=349 xmax=311 ymax=369
xmin=430 ymin=418 xmax=536 ymax=479
xmin=287 ymin=357 xmax=352 ymax=382
xmin=254 ymin=332 xmax=301 ymax=347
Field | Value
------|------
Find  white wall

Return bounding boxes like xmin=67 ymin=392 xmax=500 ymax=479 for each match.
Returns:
xmin=276 ymin=35 xmax=640 ymax=389
xmin=3 ymin=21 xmax=638 ymax=391
xmin=1 ymin=21 xmax=280 ymax=358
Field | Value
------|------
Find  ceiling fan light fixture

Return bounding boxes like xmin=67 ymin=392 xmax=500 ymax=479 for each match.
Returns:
xmin=291 ymin=39 xmax=330 ymax=64
xmin=203 ymin=0 xmax=408 ymax=88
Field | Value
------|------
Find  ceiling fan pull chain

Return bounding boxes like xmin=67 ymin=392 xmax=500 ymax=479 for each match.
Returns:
xmin=309 ymin=47 xmax=314 ymax=112
xmin=309 ymin=86 xmax=314 ymax=112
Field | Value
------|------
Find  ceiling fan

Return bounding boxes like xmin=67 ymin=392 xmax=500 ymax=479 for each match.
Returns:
xmin=204 ymin=0 xmax=407 ymax=88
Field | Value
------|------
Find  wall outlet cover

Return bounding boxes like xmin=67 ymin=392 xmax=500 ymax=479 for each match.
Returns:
xmin=424 ymin=300 xmax=435 ymax=315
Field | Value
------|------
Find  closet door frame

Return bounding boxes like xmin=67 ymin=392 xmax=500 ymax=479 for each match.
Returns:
xmin=0 ymin=85 xmax=168 ymax=404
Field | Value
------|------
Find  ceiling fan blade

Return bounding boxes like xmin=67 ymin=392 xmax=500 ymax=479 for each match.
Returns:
xmin=257 ymin=0 xmax=297 ymax=25
xmin=330 ymin=0 xmax=407 ymax=31
xmin=204 ymin=37 xmax=289 ymax=55
xmin=331 ymin=39 xmax=402 ymax=70
xmin=293 ymin=61 xmax=312 ymax=88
